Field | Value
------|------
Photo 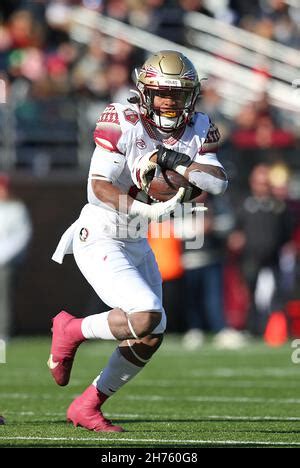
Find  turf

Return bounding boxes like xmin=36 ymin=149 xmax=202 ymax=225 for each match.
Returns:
xmin=1 ymin=336 xmax=300 ymax=447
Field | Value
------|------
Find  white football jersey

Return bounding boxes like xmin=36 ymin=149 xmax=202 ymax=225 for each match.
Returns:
xmin=85 ymin=102 xmax=223 ymax=238
xmin=52 ymin=102 xmax=224 ymax=263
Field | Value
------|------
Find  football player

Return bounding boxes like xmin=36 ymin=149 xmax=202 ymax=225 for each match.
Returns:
xmin=49 ymin=50 xmax=227 ymax=432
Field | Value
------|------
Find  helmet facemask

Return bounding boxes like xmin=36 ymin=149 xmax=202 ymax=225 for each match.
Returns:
xmin=136 ymin=51 xmax=201 ymax=133
xmin=138 ymin=84 xmax=199 ymax=132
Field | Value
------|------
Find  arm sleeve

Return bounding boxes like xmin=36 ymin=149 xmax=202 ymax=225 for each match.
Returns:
xmin=89 ymin=147 xmax=125 ymax=183
xmin=193 ymin=152 xmax=224 ymax=168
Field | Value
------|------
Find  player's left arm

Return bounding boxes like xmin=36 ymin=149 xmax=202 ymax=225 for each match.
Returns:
xmin=151 ymin=122 xmax=228 ymax=195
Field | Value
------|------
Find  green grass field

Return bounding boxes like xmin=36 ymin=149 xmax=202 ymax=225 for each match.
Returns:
xmin=1 ymin=336 xmax=300 ymax=448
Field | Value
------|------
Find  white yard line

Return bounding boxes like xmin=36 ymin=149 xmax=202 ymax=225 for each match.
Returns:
xmin=199 ymin=415 xmax=300 ymax=421
xmin=0 ymin=393 xmax=64 ymax=399
xmin=0 ymin=436 xmax=299 ymax=446
xmin=190 ymin=368 xmax=300 ymax=378
xmin=138 ymin=379 xmax=300 ymax=389
xmin=2 ymin=393 xmax=300 ymax=404
xmin=4 ymin=411 xmax=300 ymax=421
xmin=125 ymin=395 xmax=300 ymax=404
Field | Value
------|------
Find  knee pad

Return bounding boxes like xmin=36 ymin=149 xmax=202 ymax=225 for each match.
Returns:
xmin=127 ymin=310 xmax=163 ymax=339
xmin=152 ymin=308 xmax=167 ymax=334
xmin=126 ymin=334 xmax=164 ymax=364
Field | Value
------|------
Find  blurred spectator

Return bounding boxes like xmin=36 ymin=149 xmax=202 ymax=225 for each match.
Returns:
xmin=232 ymin=94 xmax=296 ymax=150
xmin=179 ymin=0 xmax=214 ymax=16
xmin=229 ymin=0 xmax=300 ymax=47
xmin=71 ymin=31 xmax=108 ymax=96
xmin=107 ymin=62 xmax=132 ymax=104
xmin=291 ymin=226 xmax=300 ymax=303
xmin=259 ymin=0 xmax=299 ymax=47
xmin=227 ymin=163 xmax=292 ymax=335
xmin=148 ymin=220 xmax=185 ymax=333
xmin=223 ymin=245 xmax=250 ymax=330
xmin=8 ymin=9 xmax=44 ymax=49
xmin=269 ymin=161 xmax=290 ymax=201
xmin=0 ymin=174 xmax=32 ymax=339
xmin=269 ymin=163 xmax=298 ymax=301
xmin=145 ymin=0 xmax=185 ymax=44
xmin=229 ymin=0 xmax=260 ymax=23
xmin=199 ymin=78 xmax=232 ymax=141
xmin=0 ymin=1 xmax=23 ymax=21
xmin=180 ymin=195 xmax=247 ymax=349
xmin=102 ymin=0 xmax=129 ymax=22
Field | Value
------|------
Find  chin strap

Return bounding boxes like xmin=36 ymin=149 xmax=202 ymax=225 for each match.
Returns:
xmin=153 ymin=113 xmax=183 ymax=132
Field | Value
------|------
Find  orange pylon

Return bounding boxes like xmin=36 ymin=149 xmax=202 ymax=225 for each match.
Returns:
xmin=264 ymin=311 xmax=288 ymax=347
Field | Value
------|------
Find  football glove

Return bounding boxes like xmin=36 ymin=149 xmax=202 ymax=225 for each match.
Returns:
xmin=156 ymin=145 xmax=192 ymax=176
xmin=132 ymin=150 xmax=158 ymax=192
xmin=130 ymin=187 xmax=186 ymax=222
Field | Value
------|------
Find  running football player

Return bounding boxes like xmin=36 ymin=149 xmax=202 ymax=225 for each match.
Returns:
xmin=49 ymin=50 xmax=227 ymax=432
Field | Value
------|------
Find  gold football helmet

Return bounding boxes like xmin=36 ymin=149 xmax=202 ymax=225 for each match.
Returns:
xmin=136 ymin=50 xmax=200 ymax=132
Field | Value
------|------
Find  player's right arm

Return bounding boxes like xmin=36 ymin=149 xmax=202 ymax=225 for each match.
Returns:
xmin=92 ymin=179 xmax=184 ymax=222
xmin=91 ymin=105 xmax=132 ymax=211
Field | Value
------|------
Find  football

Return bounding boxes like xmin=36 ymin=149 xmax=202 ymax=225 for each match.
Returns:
xmin=147 ymin=166 xmax=204 ymax=203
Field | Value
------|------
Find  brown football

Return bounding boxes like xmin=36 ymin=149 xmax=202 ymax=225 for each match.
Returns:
xmin=147 ymin=167 xmax=204 ymax=202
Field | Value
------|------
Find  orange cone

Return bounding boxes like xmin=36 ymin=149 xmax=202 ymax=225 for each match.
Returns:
xmin=264 ymin=311 xmax=288 ymax=347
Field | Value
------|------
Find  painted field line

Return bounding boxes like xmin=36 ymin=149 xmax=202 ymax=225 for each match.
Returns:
xmin=5 ymin=411 xmax=142 ymax=418
xmin=5 ymin=411 xmax=300 ymax=422
xmin=125 ymin=395 xmax=300 ymax=404
xmin=0 ymin=393 xmax=65 ymax=400
xmin=139 ymin=380 xmax=300 ymax=389
xmin=190 ymin=368 xmax=300 ymax=378
xmin=0 ymin=436 xmax=299 ymax=446
xmin=2 ymin=393 xmax=300 ymax=404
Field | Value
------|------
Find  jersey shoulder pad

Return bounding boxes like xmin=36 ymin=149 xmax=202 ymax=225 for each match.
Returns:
xmin=205 ymin=120 xmax=220 ymax=144
xmin=192 ymin=112 xmax=210 ymax=136
xmin=198 ymin=115 xmax=220 ymax=154
xmin=94 ymin=104 xmax=122 ymax=152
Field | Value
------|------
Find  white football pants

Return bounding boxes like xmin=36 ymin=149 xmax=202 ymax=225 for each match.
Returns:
xmin=72 ymin=218 xmax=166 ymax=335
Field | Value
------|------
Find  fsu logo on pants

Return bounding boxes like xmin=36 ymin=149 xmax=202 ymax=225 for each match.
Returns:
xmin=79 ymin=227 xmax=89 ymax=242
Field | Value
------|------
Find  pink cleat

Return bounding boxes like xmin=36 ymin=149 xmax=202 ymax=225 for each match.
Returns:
xmin=67 ymin=385 xmax=124 ymax=432
xmin=47 ymin=311 xmax=85 ymax=386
